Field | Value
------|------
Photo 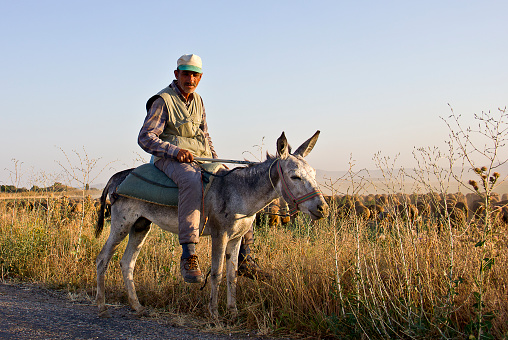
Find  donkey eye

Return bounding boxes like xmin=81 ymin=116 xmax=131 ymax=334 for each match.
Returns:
xmin=291 ymin=175 xmax=302 ymax=180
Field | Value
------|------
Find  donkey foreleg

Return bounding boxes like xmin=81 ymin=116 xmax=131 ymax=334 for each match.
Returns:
xmin=225 ymin=238 xmax=242 ymax=318
xmin=209 ymin=233 xmax=227 ymax=319
xmin=120 ymin=219 xmax=151 ymax=316
xmin=96 ymin=223 xmax=130 ymax=318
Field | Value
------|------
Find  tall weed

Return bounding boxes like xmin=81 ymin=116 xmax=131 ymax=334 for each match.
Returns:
xmin=0 ymin=109 xmax=507 ymax=339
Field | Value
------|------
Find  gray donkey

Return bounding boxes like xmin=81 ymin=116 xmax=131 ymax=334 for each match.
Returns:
xmin=94 ymin=131 xmax=329 ymax=319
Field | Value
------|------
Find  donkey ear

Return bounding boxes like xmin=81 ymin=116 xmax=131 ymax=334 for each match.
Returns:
xmin=276 ymin=132 xmax=290 ymax=159
xmin=293 ymin=130 xmax=320 ymax=158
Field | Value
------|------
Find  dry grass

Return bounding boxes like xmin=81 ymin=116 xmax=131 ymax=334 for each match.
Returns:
xmin=1 ymin=108 xmax=507 ymax=338
xmin=1 ymin=195 xmax=507 ymax=339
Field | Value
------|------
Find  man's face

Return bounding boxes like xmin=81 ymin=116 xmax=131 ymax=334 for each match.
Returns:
xmin=174 ymin=69 xmax=202 ymax=94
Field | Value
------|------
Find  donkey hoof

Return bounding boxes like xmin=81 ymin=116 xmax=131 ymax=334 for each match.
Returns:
xmin=227 ymin=307 xmax=238 ymax=319
xmin=135 ymin=307 xmax=151 ymax=317
xmin=208 ymin=307 xmax=219 ymax=320
xmin=98 ymin=309 xmax=112 ymax=318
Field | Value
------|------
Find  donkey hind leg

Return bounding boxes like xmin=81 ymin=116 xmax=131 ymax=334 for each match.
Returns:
xmin=209 ymin=233 xmax=228 ymax=319
xmin=120 ymin=217 xmax=152 ymax=316
xmin=96 ymin=216 xmax=132 ymax=318
xmin=225 ymin=237 xmax=242 ymax=318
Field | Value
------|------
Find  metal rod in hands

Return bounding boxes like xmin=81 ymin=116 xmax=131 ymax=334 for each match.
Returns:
xmin=194 ymin=157 xmax=257 ymax=165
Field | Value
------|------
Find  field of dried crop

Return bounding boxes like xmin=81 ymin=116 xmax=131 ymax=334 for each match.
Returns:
xmin=1 ymin=183 xmax=507 ymax=339
xmin=1 ymin=109 xmax=507 ymax=339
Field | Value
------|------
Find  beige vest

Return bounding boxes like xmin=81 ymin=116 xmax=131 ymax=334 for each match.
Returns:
xmin=147 ymin=86 xmax=212 ymax=159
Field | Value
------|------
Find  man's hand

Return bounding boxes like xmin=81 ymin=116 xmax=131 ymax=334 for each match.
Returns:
xmin=176 ymin=149 xmax=194 ymax=163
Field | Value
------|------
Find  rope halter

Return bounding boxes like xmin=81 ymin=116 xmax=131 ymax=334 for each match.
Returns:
xmin=270 ymin=158 xmax=323 ymax=216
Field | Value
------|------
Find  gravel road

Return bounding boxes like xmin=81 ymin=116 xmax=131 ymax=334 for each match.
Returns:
xmin=0 ymin=281 xmax=277 ymax=340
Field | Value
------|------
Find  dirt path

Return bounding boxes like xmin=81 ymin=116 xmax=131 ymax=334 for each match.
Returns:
xmin=0 ymin=281 xmax=275 ymax=340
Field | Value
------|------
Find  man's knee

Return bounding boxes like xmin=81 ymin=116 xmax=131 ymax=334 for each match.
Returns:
xmin=178 ymin=174 xmax=202 ymax=191
xmin=242 ymin=227 xmax=255 ymax=245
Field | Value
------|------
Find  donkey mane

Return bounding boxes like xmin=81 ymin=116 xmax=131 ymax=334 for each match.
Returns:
xmin=243 ymin=147 xmax=292 ymax=169
xmin=212 ymin=155 xmax=280 ymax=200
xmin=242 ymin=152 xmax=277 ymax=169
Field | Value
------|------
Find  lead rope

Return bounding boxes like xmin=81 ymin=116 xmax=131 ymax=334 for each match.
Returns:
xmin=268 ymin=159 xmax=295 ymax=216
xmin=197 ymin=163 xmax=242 ymax=237
xmin=268 ymin=158 xmax=282 ymax=196
xmin=200 ymin=268 xmax=211 ymax=290
xmin=199 ymin=171 xmax=208 ymax=237
xmin=199 ymin=170 xmax=210 ymax=290
xmin=198 ymin=163 xmax=239 ymax=290
xmin=201 ymin=160 xmax=279 ymax=290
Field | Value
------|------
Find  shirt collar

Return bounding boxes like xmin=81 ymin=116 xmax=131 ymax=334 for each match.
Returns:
xmin=170 ymin=80 xmax=194 ymax=103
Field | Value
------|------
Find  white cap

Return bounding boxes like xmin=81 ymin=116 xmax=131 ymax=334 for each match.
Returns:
xmin=176 ymin=54 xmax=202 ymax=73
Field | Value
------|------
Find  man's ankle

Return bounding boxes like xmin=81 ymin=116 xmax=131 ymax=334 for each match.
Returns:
xmin=181 ymin=243 xmax=197 ymax=259
xmin=239 ymin=244 xmax=251 ymax=262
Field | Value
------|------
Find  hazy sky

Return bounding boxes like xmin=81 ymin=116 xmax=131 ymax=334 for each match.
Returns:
xmin=1 ymin=1 xmax=507 ymax=188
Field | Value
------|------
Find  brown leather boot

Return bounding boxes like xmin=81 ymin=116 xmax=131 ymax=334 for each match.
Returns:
xmin=180 ymin=255 xmax=204 ymax=283
xmin=238 ymin=255 xmax=271 ymax=281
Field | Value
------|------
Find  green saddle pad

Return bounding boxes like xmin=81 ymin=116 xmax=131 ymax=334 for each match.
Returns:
xmin=116 ymin=162 xmax=222 ymax=207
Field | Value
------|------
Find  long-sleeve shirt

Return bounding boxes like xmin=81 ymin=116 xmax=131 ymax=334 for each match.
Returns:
xmin=138 ymin=80 xmax=218 ymax=159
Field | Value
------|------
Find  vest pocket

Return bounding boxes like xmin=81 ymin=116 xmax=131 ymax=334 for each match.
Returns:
xmin=174 ymin=119 xmax=199 ymax=138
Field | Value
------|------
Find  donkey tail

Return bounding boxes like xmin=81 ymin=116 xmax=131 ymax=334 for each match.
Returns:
xmin=95 ymin=168 xmax=135 ymax=238
xmin=95 ymin=181 xmax=110 ymax=238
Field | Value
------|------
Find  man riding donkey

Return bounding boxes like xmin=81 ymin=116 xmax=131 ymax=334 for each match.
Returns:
xmin=138 ymin=54 xmax=268 ymax=283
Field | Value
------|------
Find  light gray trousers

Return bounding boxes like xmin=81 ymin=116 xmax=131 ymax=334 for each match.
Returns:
xmin=155 ymin=158 xmax=254 ymax=245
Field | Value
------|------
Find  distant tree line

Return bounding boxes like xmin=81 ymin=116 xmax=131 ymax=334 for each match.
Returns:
xmin=0 ymin=185 xmax=28 ymax=193
xmin=1 ymin=182 xmax=75 ymax=193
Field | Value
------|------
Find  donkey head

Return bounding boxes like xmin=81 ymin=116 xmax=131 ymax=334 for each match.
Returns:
xmin=275 ymin=131 xmax=329 ymax=220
